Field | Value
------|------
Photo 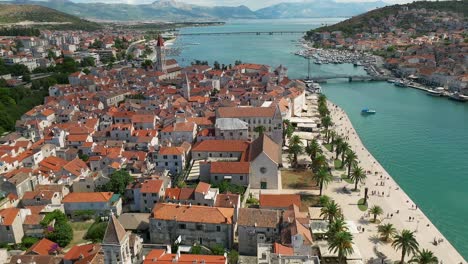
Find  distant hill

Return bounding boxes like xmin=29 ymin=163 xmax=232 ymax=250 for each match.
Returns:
xmin=0 ymin=3 xmax=102 ymax=30
xmin=5 ymin=0 xmax=393 ymax=21
xmin=8 ymin=0 xmax=257 ymax=21
xmin=307 ymin=0 xmax=468 ymax=37
xmin=255 ymin=0 xmax=387 ymax=19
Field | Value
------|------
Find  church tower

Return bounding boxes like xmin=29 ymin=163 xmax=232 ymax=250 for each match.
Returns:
xmin=102 ymin=213 xmax=132 ymax=264
xmin=182 ymin=73 xmax=191 ymax=100
xmin=155 ymin=35 xmax=166 ymax=73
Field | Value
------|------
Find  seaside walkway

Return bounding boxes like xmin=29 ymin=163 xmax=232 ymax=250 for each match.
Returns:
xmin=176 ymin=31 xmax=305 ymax=36
xmin=311 ymin=74 xmax=388 ymax=82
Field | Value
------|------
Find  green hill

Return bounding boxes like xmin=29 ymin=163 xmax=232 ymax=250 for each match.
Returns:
xmin=0 ymin=4 xmax=101 ymax=30
xmin=307 ymin=0 xmax=468 ymax=38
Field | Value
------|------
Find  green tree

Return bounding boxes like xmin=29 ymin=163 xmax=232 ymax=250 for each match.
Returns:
xmin=333 ymin=136 xmax=344 ymax=159
xmin=329 ymin=130 xmax=337 ymax=147
xmin=254 ymin=125 xmax=266 ymax=135
xmin=305 ymin=138 xmax=321 ymax=164
xmin=328 ymin=231 xmax=354 ymax=263
xmin=326 ymin=217 xmax=348 ymax=239
xmin=312 ymin=154 xmax=327 ymax=173
xmin=319 ymin=195 xmax=331 ymax=206
xmin=313 ymin=167 xmax=332 ymax=196
xmin=213 ymin=61 xmax=221 ymax=70
xmin=85 ymin=221 xmax=107 ymax=243
xmin=378 ymin=223 xmax=397 ymax=242
xmin=227 ymin=250 xmax=239 ymax=264
xmin=350 ymin=165 xmax=366 ymax=191
xmin=141 ymin=59 xmax=153 ymax=70
xmin=345 ymin=150 xmax=358 ymax=178
xmin=288 ymin=135 xmax=303 ymax=167
xmin=81 ymin=57 xmax=96 ymax=67
xmin=320 ymin=200 xmax=342 ymax=223
xmin=321 ymin=116 xmax=332 ymax=141
xmin=339 ymin=141 xmax=350 ymax=166
xmin=41 ymin=210 xmax=73 ymax=247
xmin=282 ymin=119 xmax=294 ymax=146
xmin=369 ymin=205 xmax=383 ymax=222
xmin=392 ymin=229 xmax=419 ymax=264
xmin=409 ymin=249 xmax=438 ymax=264
xmin=21 ymin=236 xmax=39 ymax=248
xmin=101 ymin=170 xmax=133 ymax=196
xmin=211 ymin=244 xmax=225 ymax=255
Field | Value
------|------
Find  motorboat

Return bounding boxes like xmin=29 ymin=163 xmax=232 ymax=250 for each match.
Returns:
xmin=361 ymin=108 xmax=376 ymax=114
xmin=449 ymin=93 xmax=468 ymax=102
xmin=394 ymin=80 xmax=409 ymax=87
xmin=426 ymin=87 xmax=444 ymax=97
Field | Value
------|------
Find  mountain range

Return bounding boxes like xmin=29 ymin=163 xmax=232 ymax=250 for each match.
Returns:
xmin=6 ymin=0 xmax=387 ymax=21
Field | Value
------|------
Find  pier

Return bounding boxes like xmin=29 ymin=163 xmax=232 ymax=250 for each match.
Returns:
xmin=175 ymin=31 xmax=305 ymax=36
xmin=311 ymin=74 xmax=389 ymax=82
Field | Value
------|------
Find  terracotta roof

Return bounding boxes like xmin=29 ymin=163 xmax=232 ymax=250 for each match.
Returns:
xmin=273 ymin=243 xmax=294 ymax=256
xmin=214 ymin=193 xmax=240 ymax=208
xmin=9 ymin=255 xmax=62 ymax=264
xmin=64 ymin=244 xmax=102 ymax=261
xmin=63 ymin=192 xmax=113 ymax=203
xmin=210 ymin=162 xmax=250 ymax=174
xmin=152 ymin=203 xmax=234 ymax=224
xmin=194 ymin=182 xmax=210 ymax=194
xmin=22 ymin=190 xmax=56 ymax=201
xmin=0 ymin=208 xmax=20 ymax=226
xmin=144 ymin=249 xmax=226 ymax=264
xmin=24 ymin=213 xmax=43 ymax=225
xmin=249 ymin=134 xmax=280 ymax=163
xmin=192 ymin=140 xmax=249 ymax=153
xmin=140 ymin=180 xmax=164 ymax=193
xmin=217 ymin=106 xmax=276 ymax=118
xmin=259 ymin=194 xmax=301 ymax=209
xmin=159 ymin=146 xmax=184 ymax=155
xmin=237 ymin=208 xmax=280 ymax=228
xmin=103 ymin=214 xmax=127 ymax=245
xmin=27 ymin=238 xmax=58 ymax=256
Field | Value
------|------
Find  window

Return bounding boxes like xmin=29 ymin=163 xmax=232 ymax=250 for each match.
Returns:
xmin=216 ymin=226 xmax=221 ymax=232
xmin=240 ymin=176 xmax=244 ymax=181
xmin=230 ymin=132 xmax=233 ymax=136
xmin=163 ymin=155 xmax=168 ymax=159
xmin=179 ymin=224 xmax=186 ymax=229
xmin=143 ymin=193 xmax=147 ymax=197
xmin=260 ymin=167 xmax=267 ymax=174
xmin=6 ymin=226 xmax=10 ymax=231
xmin=86 ymin=185 xmax=91 ymax=189
xmin=152 ymin=193 xmax=157 ymax=197
xmin=230 ymin=154 xmax=233 ymax=157
xmin=215 ymin=176 xmax=218 ymax=181
xmin=173 ymin=155 xmax=177 ymax=159
xmin=165 ymin=162 xmax=168 ymax=166
xmin=175 ymin=162 xmax=178 ymax=166
xmin=198 ymin=153 xmax=201 ymax=157
xmin=209 ymin=153 xmax=212 ymax=157
xmin=196 ymin=224 xmax=203 ymax=231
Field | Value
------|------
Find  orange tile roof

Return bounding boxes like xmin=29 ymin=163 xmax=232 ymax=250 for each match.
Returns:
xmin=64 ymin=244 xmax=101 ymax=261
xmin=159 ymin=147 xmax=184 ymax=156
xmin=39 ymin=156 xmax=68 ymax=172
xmin=192 ymin=140 xmax=249 ymax=153
xmin=144 ymin=249 xmax=226 ymax=264
xmin=194 ymin=182 xmax=210 ymax=194
xmin=141 ymin=180 xmax=164 ymax=193
xmin=63 ymin=192 xmax=113 ymax=203
xmin=259 ymin=194 xmax=301 ymax=209
xmin=27 ymin=238 xmax=58 ymax=256
xmin=210 ymin=162 xmax=250 ymax=174
xmin=273 ymin=243 xmax=294 ymax=256
xmin=0 ymin=208 xmax=20 ymax=226
xmin=217 ymin=106 xmax=276 ymax=118
xmin=152 ymin=203 xmax=234 ymax=224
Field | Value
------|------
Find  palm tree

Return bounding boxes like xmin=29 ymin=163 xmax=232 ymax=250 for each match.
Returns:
xmin=318 ymin=104 xmax=329 ymax=118
xmin=340 ymin=141 xmax=350 ymax=166
xmin=328 ymin=231 xmax=354 ymax=263
xmin=329 ymin=130 xmax=337 ymax=148
xmin=320 ymin=200 xmax=342 ymax=223
xmin=254 ymin=125 xmax=266 ymax=135
xmin=288 ymin=135 xmax=303 ymax=167
xmin=282 ymin=119 xmax=294 ymax=146
xmin=345 ymin=150 xmax=358 ymax=178
xmin=334 ymin=136 xmax=344 ymax=160
xmin=321 ymin=116 xmax=332 ymax=141
xmin=409 ymin=249 xmax=438 ymax=264
xmin=312 ymin=154 xmax=327 ymax=173
xmin=305 ymin=139 xmax=321 ymax=164
xmin=319 ymin=195 xmax=331 ymax=206
xmin=326 ymin=217 xmax=348 ymax=239
xmin=350 ymin=165 xmax=366 ymax=191
xmin=313 ymin=167 xmax=333 ymax=196
xmin=369 ymin=205 xmax=383 ymax=222
xmin=378 ymin=223 xmax=397 ymax=242
xmin=392 ymin=229 xmax=419 ymax=264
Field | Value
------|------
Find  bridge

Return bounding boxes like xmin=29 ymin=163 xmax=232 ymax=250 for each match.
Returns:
xmin=175 ymin=31 xmax=306 ymax=36
xmin=310 ymin=74 xmax=389 ymax=82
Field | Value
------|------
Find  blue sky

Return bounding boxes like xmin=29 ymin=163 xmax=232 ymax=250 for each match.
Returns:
xmin=67 ymin=0 xmax=413 ymax=10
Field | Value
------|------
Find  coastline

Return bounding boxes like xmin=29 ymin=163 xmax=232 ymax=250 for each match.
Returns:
xmin=324 ymin=100 xmax=466 ymax=262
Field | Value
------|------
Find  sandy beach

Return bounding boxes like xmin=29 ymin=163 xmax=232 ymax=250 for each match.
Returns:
xmin=324 ymin=100 xmax=466 ymax=263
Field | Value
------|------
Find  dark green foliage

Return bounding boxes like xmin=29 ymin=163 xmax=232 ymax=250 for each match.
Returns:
xmin=41 ymin=210 xmax=73 ymax=247
xmin=0 ymin=59 xmax=30 ymax=76
xmin=21 ymin=236 xmax=39 ymax=248
xmin=0 ymin=27 xmax=40 ymax=36
xmin=211 ymin=181 xmax=246 ymax=195
xmin=211 ymin=244 xmax=225 ymax=255
xmin=80 ymin=57 xmax=96 ymax=67
xmin=99 ymin=170 xmax=133 ymax=196
xmin=191 ymin=60 xmax=209 ymax=66
xmin=227 ymin=250 xmax=239 ymax=264
xmin=85 ymin=221 xmax=107 ymax=243
xmin=191 ymin=245 xmax=202 ymax=254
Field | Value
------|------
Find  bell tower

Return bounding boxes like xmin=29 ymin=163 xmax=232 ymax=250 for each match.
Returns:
xmin=155 ymin=35 xmax=166 ymax=73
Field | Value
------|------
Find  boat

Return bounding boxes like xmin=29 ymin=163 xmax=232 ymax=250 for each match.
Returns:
xmin=387 ymin=79 xmax=396 ymax=84
xmin=448 ymin=93 xmax=468 ymax=102
xmin=361 ymin=108 xmax=376 ymax=114
xmin=394 ymin=80 xmax=409 ymax=87
xmin=426 ymin=87 xmax=444 ymax=97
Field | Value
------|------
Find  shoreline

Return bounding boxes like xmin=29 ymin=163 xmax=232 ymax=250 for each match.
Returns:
xmin=324 ymin=100 xmax=466 ymax=262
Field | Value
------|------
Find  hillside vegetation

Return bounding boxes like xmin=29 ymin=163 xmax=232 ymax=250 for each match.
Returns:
xmin=0 ymin=4 xmax=101 ymax=30
xmin=307 ymin=0 xmax=468 ymax=37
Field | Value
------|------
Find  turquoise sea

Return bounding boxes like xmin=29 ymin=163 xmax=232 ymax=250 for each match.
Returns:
xmin=171 ymin=19 xmax=468 ymax=258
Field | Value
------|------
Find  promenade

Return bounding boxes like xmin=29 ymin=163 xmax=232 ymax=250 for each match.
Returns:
xmin=324 ymin=101 xmax=466 ymax=263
